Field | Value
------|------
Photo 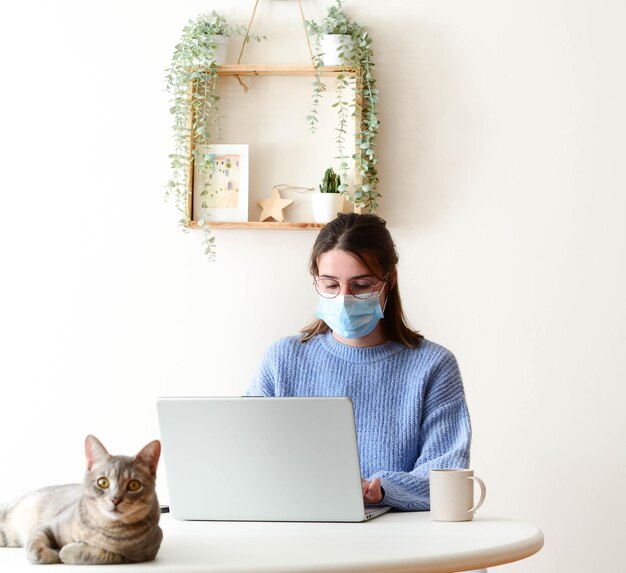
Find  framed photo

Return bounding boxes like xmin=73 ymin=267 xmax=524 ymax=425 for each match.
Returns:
xmin=192 ymin=144 xmax=249 ymax=222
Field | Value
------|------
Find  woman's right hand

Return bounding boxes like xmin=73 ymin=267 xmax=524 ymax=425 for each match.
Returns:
xmin=361 ymin=477 xmax=383 ymax=504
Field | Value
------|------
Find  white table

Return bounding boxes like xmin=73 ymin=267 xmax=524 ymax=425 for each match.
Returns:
xmin=0 ymin=511 xmax=543 ymax=572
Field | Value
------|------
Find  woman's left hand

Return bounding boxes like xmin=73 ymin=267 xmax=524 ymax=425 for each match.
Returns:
xmin=361 ymin=477 xmax=383 ymax=504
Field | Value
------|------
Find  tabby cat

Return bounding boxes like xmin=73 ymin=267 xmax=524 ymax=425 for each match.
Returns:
xmin=0 ymin=435 xmax=163 ymax=564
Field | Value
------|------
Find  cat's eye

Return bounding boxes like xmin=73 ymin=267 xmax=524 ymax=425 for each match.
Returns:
xmin=127 ymin=480 xmax=141 ymax=492
xmin=97 ymin=477 xmax=110 ymax=489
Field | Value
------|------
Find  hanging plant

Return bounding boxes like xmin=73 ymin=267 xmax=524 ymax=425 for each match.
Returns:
xmin=165 ymin=12 xmax=264 ymax=260
xmin=305 ymin=0 xmax=380 ymax=212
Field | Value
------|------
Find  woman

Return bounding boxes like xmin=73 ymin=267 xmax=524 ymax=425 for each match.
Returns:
xmin=247 ymin=213 xmax=471 ymax=511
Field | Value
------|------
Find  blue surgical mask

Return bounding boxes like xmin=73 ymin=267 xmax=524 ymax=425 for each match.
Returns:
xmin=316 ymin=291 xmax=385 ymax=339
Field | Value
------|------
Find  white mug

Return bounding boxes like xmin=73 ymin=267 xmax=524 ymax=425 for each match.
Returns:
xmin=429 ymin=469 xmax=486 ymax=522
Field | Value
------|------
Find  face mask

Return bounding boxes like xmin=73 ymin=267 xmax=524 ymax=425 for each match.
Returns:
xmin=316 ymin=291 xmax=385 ymax=339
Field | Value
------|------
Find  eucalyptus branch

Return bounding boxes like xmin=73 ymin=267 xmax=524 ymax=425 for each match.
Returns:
xmin=165 ymin=12 xmax=265 ymax=259
xmin=304 ymin=0 xmax=380 ymax=213
xmin=200 ymin=225 xmax=217 ymax=262
xmin=306 ymin=34 xmax=326 ymax=134
xmin=334 ymin=72 xmax=351 ymax=196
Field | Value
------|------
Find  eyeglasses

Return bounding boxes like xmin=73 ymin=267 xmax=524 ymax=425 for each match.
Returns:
xmin=313 ymin=276 xmax=387 ymax=300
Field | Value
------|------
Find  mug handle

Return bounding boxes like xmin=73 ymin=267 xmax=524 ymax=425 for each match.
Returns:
xmin=468 ymin=476 xmax=486 ymax=514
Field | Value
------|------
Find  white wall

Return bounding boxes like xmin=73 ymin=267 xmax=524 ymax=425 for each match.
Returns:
xmin=1 ymin=1 xmax=624 ymax=571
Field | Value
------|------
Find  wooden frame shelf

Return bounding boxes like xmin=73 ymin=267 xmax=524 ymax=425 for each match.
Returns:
xmin=186 ymin=64 xmax=362 ymax=230
xmin=215 ymin=64 xmax=356 ymax=77
xmin=189 ymin=221 xmax=325 ymax=230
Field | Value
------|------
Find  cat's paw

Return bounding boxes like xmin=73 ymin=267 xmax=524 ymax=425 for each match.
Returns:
xmin=59 ymin=542 xmax=89 ymax=564
xmin=26 ymin=545 xmax=61 ymax=564
xmin=25 ymin=527 xmax=62 ymax=563
xmin=60 ymin=542 xmax=125 ymax=565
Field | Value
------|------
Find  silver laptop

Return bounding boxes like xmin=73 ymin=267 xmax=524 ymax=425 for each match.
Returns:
xmin=156 ymin=396 xmax=390 ymax=522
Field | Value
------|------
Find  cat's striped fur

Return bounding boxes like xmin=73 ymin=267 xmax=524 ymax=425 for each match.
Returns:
xmin=0 ymin=435 xmax=162 ymax=564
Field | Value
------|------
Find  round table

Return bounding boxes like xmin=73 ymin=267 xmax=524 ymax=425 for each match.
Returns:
xmin=0 ymin=511 xmax=544 ymax=572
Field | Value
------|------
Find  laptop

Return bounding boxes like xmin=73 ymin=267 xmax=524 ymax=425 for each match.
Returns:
xmin=156 ymin=396 xmax=391 ymax=522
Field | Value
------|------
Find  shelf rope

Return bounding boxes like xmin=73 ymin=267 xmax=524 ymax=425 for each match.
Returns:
xmin=235 ymin=0 xmax=315 ymax=92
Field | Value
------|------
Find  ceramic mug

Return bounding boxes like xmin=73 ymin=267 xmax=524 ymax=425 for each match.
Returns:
xmin=429 ymin=469 xmax=486 ymax=522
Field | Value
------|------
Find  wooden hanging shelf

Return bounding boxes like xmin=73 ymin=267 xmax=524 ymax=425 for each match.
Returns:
xmin=189 ymin=220 xmax=325 ymax=230
xmin=185 ymin=64 xmax=363 ymax=231
xmin=216 ymin=64 xmax=356 ymax=77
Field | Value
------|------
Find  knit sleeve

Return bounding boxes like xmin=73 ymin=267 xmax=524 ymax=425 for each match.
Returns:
xmin=245 ymin=341 xmax=279 ymax=397
xmin=371 ymin=353 xmax=472 ymax=511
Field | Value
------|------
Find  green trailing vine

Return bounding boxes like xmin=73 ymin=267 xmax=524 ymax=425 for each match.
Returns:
xmin=305 ymin=0 xmax=380 ymax=212
xmin=165 ymin=12 xmax=263 ymax=261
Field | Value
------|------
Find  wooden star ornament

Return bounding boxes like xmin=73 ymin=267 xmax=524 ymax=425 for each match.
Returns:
xmin=257 ymin=188 xmax=294 ymax=222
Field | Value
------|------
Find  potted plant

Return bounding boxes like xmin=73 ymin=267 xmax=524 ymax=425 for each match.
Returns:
xmin=305 ymin=0 xmax=355 ymax=66
xmin=305 ymin=0 xmax=380 ymax=213
xmin=165 ymin=12 xmax=263 ymax=260
xmin=312 ymin=167 xmax=344 ymax=223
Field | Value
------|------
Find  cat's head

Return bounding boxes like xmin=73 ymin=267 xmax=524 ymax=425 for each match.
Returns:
xmin=82 ymin=435 xmax=160 ymax=522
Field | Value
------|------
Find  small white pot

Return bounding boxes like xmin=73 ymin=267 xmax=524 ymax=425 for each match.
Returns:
xmin=210 ymin=35 xmax=229 ymax=65
xmin=319 ymin=34 xmax=354 ymax=66
xmin=312 ymin=193 xmax=342 ymax=223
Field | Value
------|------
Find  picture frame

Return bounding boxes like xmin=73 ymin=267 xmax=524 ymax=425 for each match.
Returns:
xmin=192 ymin=144 xmax=249 ymax=222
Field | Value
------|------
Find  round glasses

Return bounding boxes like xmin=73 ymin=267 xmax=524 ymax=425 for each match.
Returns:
xmin=313 ymin=276 xmax=386 ymax=300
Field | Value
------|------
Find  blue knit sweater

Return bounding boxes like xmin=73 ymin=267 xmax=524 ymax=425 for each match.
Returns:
xmin=247 ymin=331 xmax=472 ymax=511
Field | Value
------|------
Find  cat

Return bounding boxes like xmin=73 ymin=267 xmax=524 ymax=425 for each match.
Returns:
xmin=0 ymin=434 xmax=163 ymax=564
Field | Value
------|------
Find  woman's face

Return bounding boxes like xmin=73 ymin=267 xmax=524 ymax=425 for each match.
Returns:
xmin=316 ymin=248 xmax=382 ymax=297
xmin=316 ymin=249 xmax=388 ymax=347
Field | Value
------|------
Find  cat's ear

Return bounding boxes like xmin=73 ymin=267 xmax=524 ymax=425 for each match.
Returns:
xmin=85 ymin=435 xmax=110 ymax=470
xmin=135 ymin=440 xmax=161 ymax=475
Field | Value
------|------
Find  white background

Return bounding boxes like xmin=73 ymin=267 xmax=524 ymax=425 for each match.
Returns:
xmin=1 ymin=1 xmax=625 ymax=571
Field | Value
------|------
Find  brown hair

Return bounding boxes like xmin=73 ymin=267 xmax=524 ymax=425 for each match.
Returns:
xmin=300 ymin=213 xmax=423 ymax=347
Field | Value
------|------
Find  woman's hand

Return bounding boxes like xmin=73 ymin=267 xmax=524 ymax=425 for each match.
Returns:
xmin=361 ymin=477 xmax=383 ymax=504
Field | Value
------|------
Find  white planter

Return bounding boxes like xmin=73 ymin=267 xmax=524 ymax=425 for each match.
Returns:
xmin=312 ymin=193 xmax=343 ymax=223
xmin=211 ymin=35 xmax=229 ymax=65
xmin=319 ymin=34 xmax=354 ymax=66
